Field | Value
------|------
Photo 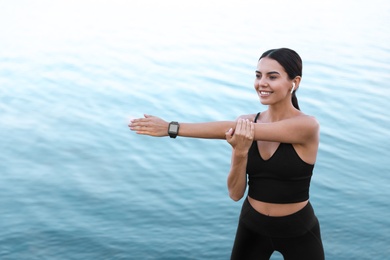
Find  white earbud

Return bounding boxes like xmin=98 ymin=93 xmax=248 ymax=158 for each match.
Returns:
xmin=291 ymin=83 xmax=295 ymax=94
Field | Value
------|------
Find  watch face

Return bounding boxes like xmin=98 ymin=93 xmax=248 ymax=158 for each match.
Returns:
xmin=169 ymin=124 xmax=179 ymax=132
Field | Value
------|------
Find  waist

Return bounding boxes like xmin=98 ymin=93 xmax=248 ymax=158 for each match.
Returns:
xmin=239 ymin=197 xmax=318 ymax=238
xmin=248 ymin=196 xmax=309 ymax=217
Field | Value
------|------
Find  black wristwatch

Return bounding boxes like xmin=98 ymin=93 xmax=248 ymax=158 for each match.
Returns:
xmin=168 ymin=121 xmax=180 ymax=138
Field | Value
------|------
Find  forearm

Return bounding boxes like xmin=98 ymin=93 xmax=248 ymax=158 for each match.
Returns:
xmin=227 ymin=150 xmax=248 ymax=201
xmin=178 ymin=121 xmax=235 ymax=139
xmin=129 ymin=114 xmax=235 ymax=139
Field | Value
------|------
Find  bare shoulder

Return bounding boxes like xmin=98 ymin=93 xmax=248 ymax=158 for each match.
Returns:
xmin=236 ymin=113 xmax=258 ymax=122
xmin=297 ymin=113 xmax=319 ymax=129
xmin=293 ymin=113 xmax=320 ymax=140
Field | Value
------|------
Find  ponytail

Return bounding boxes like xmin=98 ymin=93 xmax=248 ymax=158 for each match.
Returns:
xmin=292 ymin=91 xmax=300 ymax=110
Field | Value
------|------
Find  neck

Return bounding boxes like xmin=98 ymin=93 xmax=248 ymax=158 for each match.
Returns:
xmin=266 ymin=102 xmax=298 ymax=122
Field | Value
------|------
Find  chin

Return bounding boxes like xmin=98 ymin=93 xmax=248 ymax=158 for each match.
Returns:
xmin=259 ymin=99 xmax=270 ymax=106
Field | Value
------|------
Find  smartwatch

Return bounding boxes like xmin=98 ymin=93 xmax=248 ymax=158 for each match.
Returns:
xmin=168 ymin=121 xmax=180 ymax=138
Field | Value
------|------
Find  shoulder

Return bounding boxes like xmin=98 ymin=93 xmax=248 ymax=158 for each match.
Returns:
xmin=236 ymin=113 xmax=259 ymax=122
xmin=294 ymin=113 xmax=320 ymax=138
xmin=297 ymin=114 xmax=319 ymax=129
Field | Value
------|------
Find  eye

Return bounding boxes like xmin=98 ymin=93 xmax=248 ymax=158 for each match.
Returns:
xmin=255 ymin=74 xmax=261 ymax=79
xmin=269 ymin=75 xmax=277 ymax=80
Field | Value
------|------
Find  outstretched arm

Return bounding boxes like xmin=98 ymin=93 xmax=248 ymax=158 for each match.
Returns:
xmin=252 ymin=115 xmax=319 ymax=144
xmin=129 ymin=114 xmax=235 ymax=139
xmin=129 ymin=113 xmax=319 ymax=144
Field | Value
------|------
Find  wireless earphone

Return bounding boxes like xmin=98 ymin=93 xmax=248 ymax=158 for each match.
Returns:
xmin=291 ymin=83 xmax=295 ymax=94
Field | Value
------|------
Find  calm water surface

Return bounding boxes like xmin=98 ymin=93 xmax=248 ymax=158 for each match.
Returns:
xmin=1 ymin=0 xmax=389 ymax=259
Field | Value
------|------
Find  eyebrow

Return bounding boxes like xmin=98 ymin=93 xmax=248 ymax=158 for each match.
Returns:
xmin=255 ymin=70 xmax=280 ymax=75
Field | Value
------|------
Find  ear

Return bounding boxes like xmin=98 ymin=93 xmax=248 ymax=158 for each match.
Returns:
xmin=293 ymin=76 xmax=302 ymax=90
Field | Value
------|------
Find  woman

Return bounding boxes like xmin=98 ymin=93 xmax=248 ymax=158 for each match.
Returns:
xmin=129 ymin=48 xmax=325 ymax=259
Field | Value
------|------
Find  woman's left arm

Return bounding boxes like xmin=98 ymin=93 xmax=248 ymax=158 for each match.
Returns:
xmin=253 ymin=115 xmax=319 ymax=144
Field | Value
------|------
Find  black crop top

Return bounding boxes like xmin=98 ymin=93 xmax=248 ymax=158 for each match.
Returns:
xmin=246 ymin=113 xmax=314 ymax=203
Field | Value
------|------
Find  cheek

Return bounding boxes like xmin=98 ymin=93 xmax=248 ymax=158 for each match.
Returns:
xmin=254 ymin=79 xmax=259 ymax=89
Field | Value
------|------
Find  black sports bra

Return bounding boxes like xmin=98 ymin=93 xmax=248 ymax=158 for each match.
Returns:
xmin=246 ymin=112 xmax=314 ymax=203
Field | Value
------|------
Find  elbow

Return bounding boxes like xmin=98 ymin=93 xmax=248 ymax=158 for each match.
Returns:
xmin=227 ymin=172 xmax=247 ymax=201
xmin=229 ymin=191 xmax=244 ymax=202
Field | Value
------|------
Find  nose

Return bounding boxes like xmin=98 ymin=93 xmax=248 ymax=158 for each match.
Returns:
xmin=255 ymin=77 xmax=267 ymax=89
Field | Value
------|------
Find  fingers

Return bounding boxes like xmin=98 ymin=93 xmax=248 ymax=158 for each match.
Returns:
xmin=129 ymin=121 xmax=153 ymax=135
xmin=129 ymin=124 xmax=146 ymax=133
xmin=129 ymin=114 xmax=157 ymax=126
xmin=235 ymin=118 xmax=243 ymax=133
xmin=130 ymin=117 xmax=149 ymax=124
xmin=128 ymin=114 xmax=167 ymax=137
xmin=235 ymin=119 xmax=254 ymax=139
xmin=128 ymin=116 xmax=150 ymax=128
xmin=128 ymin=117 xmax=149 ymax=133
xmin=225 ymin=127 xmax=234 ymax=140
xmin=249 ymin=120 xmax=255 ymax=139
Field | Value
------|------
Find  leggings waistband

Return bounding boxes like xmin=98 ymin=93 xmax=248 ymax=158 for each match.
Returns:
xmin=239 ymin=197 xmax=318 ymax=238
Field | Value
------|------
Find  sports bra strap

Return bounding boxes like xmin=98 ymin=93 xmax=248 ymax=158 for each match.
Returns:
xmin=254 ymin=112 xmax=261 ymax=123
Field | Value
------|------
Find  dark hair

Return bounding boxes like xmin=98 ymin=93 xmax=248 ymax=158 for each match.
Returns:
xmin=259 ymin=48 xmax=302 ymax=110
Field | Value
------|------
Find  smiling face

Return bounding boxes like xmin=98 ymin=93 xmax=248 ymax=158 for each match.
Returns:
xmin=254 ymin=57 xmax=294 ymax=107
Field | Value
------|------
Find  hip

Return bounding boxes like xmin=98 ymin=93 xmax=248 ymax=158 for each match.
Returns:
xmin=239 ymin=196 xmax=319 ymax=238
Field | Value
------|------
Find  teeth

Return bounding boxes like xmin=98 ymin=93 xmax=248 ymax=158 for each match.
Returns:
xmin=260 ymin=91 xmax=271 ymax=95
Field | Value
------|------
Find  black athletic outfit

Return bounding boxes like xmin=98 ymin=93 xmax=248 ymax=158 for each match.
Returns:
xmin=230 ymin=113 xmax=324 ymax=260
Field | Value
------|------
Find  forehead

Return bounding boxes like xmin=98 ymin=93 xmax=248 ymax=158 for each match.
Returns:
xmin=256 ymin=57 xmax=284 ymax=73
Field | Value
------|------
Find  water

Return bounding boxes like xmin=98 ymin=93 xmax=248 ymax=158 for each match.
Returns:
xmin=1 ymin=0 xmax=390 ymax=259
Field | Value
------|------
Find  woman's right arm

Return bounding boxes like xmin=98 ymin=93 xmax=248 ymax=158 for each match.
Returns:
xmin=129 ymin=114 xmax=236 ymax=139
xmin=225 ymin=119 xmax=255 ymax=201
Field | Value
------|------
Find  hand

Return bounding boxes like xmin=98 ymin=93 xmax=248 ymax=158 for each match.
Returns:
xmin=128 ymin=114 xmax=169 ymax=137
xmin=225 ymin=119 xmax=254 ymax=155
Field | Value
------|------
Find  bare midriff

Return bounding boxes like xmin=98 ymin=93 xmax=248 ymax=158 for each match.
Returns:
xmin=248 ymin=196 xmax=308 ymax=217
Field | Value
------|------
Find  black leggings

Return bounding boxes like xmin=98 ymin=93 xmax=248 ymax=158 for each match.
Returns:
xmin=231 ymin=198 xmax=324 ymax=260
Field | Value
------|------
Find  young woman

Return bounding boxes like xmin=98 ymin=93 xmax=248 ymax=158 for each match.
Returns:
xmin=129 ymin=48 xmax=325 ymax=259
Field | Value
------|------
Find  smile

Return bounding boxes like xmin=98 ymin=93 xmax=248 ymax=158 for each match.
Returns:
xmin=259 ymin=91 xmax=272 ymax=96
